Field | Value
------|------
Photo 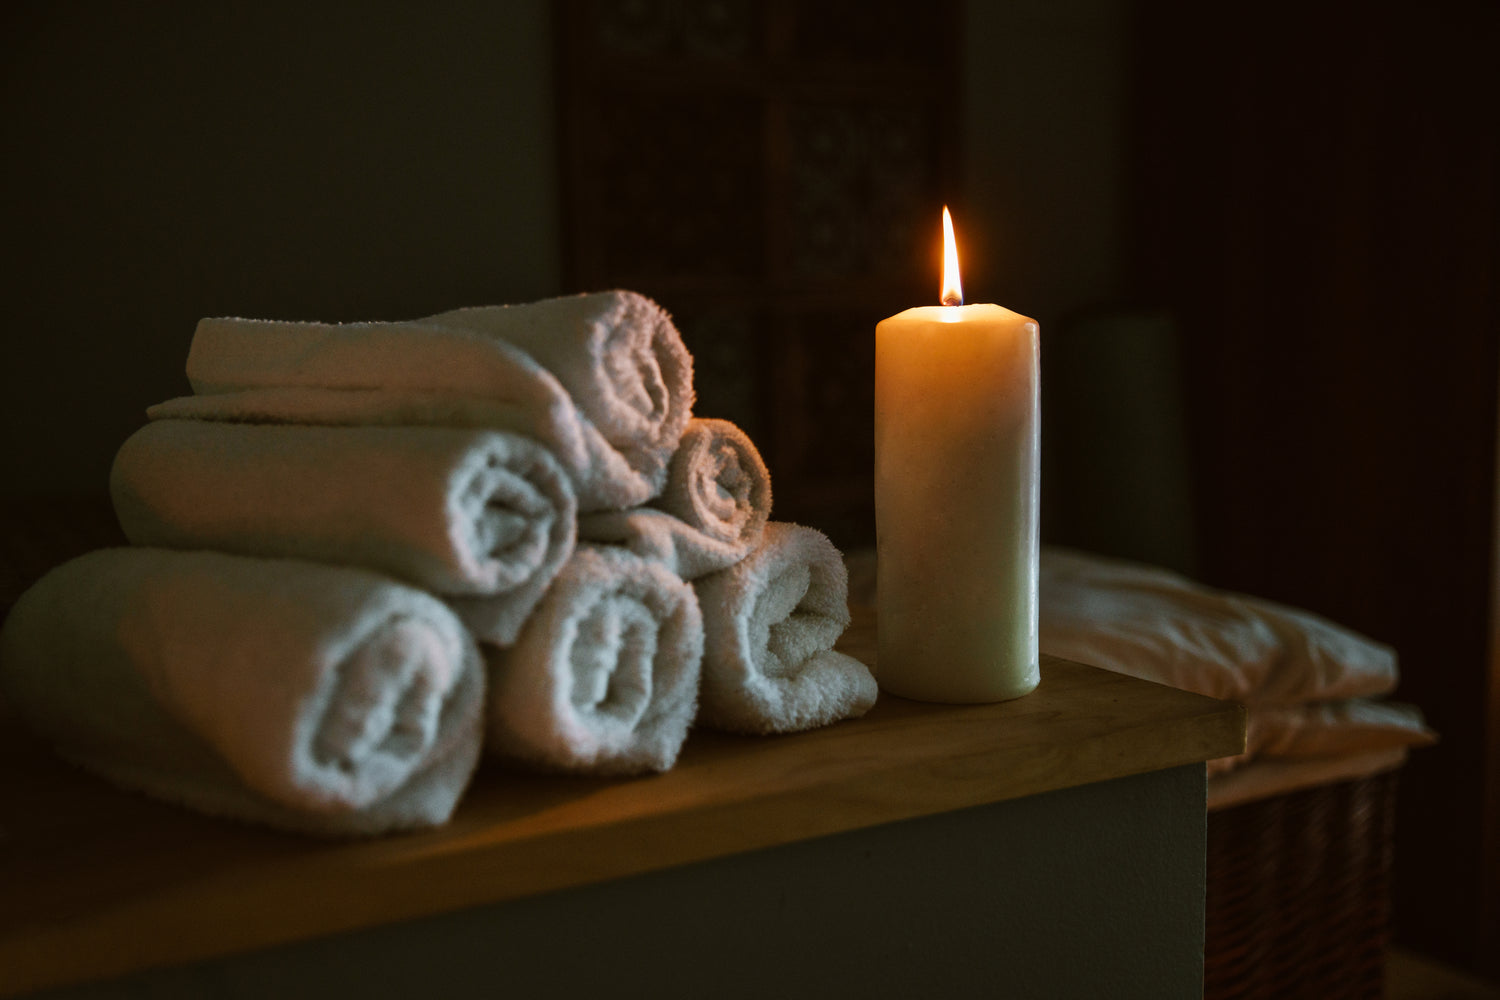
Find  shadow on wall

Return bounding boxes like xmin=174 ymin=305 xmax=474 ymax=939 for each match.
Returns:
xmin=0 ymin=1 xmax=561 ymax=499
xmin=1042 ymin=307 xmax=1197 ymax=577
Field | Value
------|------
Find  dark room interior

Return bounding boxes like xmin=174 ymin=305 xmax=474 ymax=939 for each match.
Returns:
xmin=2 ymin=2 xmax=1497 ymax=998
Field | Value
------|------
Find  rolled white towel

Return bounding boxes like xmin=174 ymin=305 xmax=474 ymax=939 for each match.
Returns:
xmin=485 ymin=546 xmax=702 ymax=775
xmin=149 ymin=386 xmax=588 ymax=468
xmin=576 ymin=418 xmax=772 ymax=580
xmin=695 ymin=523 xmax=876 ymax=734
xmin=0 ymin=549 xmax=484 ymax=836
xmin=150 ymin=361 xmax=642 ymax=514
xmin=153 ymin=290 xmax=693 ymax=511
xmin=577 ymin=508 xmax=744 ymax=581
xmin=426 ymin=291 xmax=693 ymax=492
xmin=111 ymin=423 xmax=576 ymax=639
xmin=654 ymin=417 xmax=770 ymax=548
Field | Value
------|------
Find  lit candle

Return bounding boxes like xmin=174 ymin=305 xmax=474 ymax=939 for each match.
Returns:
xmin=874 ymin=207 xmax=1040 ymax=703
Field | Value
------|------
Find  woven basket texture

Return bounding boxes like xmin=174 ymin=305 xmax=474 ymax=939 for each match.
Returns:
xmin=1205 ymin=768 xmax=1399 ymax=1000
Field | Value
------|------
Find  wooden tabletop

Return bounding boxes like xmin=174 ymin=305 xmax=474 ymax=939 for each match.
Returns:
xmin=0 ymin=606 xmax=1245 ymax=997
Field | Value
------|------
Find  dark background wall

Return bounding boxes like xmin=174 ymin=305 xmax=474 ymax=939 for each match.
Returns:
xmin=1 ymin=0 xmax=1127 ymax=504
xmin=1127 ymin=2 xmax=1500 ymax=974
xmin=1 ymin=1 xmax=560 ymax=498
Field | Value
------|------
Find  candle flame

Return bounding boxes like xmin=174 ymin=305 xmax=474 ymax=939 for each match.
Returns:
xmin=941 ymin=206 xmax=963 ymax=306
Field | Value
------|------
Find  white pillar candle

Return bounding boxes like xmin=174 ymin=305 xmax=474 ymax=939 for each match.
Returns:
xmin=873 ymin=209 xmax=1040 ymax=703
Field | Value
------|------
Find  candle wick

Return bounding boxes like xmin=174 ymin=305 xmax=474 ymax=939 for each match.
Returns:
xmin=941 ymin=291 xmax=963 ymax=307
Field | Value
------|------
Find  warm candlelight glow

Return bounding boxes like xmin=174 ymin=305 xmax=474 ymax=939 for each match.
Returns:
xmin=941 ymin=206 xmax=963 ymax=307
xmin=876 ymin=233 xmax=1043 ymax=703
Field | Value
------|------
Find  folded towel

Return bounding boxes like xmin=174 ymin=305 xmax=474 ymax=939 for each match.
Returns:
xmin=695 ymin=523 xmax=876 ymax=734
xmin=425 ymin=291 xmax=694 ymax=491
xmin=112 ymin=423 xmax=576 ymax=632
xmin=484 ymin=546 xmax=702 ymax=774
xmin=0 ymin=549 xmax=484 ymax=836
xmin=154 ymin=290 xmax=692 ymax=511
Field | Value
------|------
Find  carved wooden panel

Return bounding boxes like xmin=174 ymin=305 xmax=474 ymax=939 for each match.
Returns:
xmin=557 ymin=0 xmax=958 ymax=542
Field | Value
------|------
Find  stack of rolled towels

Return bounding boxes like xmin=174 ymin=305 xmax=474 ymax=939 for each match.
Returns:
xmin=0 ymin=291 xmax=877 ymax=836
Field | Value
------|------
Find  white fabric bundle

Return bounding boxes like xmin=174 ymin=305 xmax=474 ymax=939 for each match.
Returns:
xmin=576 ymin=508 xmax=741 ymax=581
xmin=111 ymin=422 xmax=575 ymax=645
xmin=426 ymin=291 xmax=693 ymax=493
xmin=0 ymin=549 xmax=484 ymax=836
xmin=1037 ymin=546 xmax=1398 ymax=705
xmin=841 ymin=544 xmax=1432 ymax=776
xmin=1209 ymin=698 xmax=1434 ymax=775
xmin=1035 ymin=547 xmax=1430 ymax=774
xmin=695 ymin=523 xmax=876 ymax=734
xmin=654 ymin=418 xmax=770 ymax=550
xmin=150 ymin=291 xmax=693 ymax=511
xmin=577 ymin=418 xmax=772 ymax=580
xmin=484 ymin=546 xmax=703 ymax=774
xmin=1248 ymin=699 xmax=1432 ymax=758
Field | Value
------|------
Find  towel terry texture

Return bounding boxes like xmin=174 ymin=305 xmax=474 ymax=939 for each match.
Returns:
xmin=577 ymin=508 xmax=746 ymax=580
xmin=111 ymin=423 xmax=576 ymax=633
xmin=5 ymin=291 xmax=887 ymax=837
xmin=153 ymin=291 xmax=693 ymax=511
xmin=484 ymin=545 xmax=703 ymax=774
xmin=695 ymin=523 xmax=876 ymax=734
xmin=577 ymin=418 xmax=772 ymax=580
xmin=0 ymin=549 xmax=485 ymax=836
xmin=425 ymin=291 xmax=693 ymax=492
xmin=653 ymin=418 xmax=770 ymax=548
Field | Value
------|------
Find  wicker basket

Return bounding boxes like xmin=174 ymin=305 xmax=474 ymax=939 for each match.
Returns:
xmin=1205 ymin=767 xmax=1399 ymax=1000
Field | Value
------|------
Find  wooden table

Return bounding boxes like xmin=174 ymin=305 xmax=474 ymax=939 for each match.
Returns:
xmin=0 ymin=607 xmax=1244 ymax=999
